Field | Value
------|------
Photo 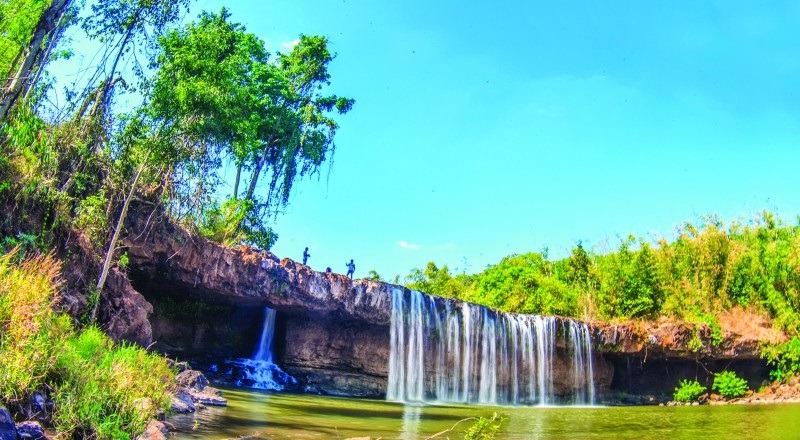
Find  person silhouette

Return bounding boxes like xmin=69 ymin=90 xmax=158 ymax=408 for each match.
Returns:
xmin=346 ymin=259 xmax=355 ymax=279
xmin=303 ymin=247 xmax=310 ymax=265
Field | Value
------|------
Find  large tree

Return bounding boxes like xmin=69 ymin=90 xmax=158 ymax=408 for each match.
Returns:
xmin=147 ymin=9 xmax=354 ymax=248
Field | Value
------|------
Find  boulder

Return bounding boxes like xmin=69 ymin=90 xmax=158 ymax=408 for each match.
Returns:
xmin=0 ymin=406 xmax=15 ymax=440
xmin=176 ymin=369 xmax=209 ymax=392
xmin=135 ymin=420 xmax=168 ymax=440
xmin=15 ymin=421 xmax=46 ymax=440
xmin=170 ymin=390 xmax=196 ymax=413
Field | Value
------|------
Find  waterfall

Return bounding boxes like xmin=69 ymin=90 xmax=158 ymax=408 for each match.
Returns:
xmin=227 ymin=307 xmax=296 ymax=391
xmin=387 ymin=288 xmax=596 ymax=406
xmin=253 ymin=307 xmax=277 ymax=362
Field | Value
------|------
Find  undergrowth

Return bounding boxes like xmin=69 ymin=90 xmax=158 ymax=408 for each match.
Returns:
xmin=0 ymin=250 xmax=175 ymax=438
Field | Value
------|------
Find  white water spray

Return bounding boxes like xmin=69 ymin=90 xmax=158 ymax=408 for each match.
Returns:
xmin=228 ymin=307 xmax=296 ymax=391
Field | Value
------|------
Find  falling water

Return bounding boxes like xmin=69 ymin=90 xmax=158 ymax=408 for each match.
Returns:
xmin=387 ymin=289 xmax=596 ymax=406
xmin=253 ymin=308 xmax=277 ymax=362
xmin=227 ymin=307 xmax=296 ymax=391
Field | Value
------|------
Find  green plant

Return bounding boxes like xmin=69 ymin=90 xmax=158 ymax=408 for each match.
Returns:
xmin=762 ymin=337 xmax=800 ymax=382
xmin=0 ymin=251 xmax=175 ymax=438
xmin=712 ymin=370 xmax=748 ymax=398
xmin=687 ymin=331 xmax=703 ymax=352
xmin=673 ymin=379 xmax=706 ymax=402
xmin=464 ymin=413 xmax=503 ymax=440
xmin=697 ymin=313 xmax=723 ymax=346
xmin=118 ymin=252 xmax=129 ymax=269
xmin=54 ymin=328 xmax=176 ymax=439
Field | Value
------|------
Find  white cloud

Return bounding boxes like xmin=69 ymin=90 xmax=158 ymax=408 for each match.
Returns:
xmin=398 ymin=240 xmax=420 ymax=250
xmin=280 ymin=39 xmax=300 ymax=50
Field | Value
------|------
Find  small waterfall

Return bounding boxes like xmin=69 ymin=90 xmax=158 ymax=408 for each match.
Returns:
xmin=387 ymin=289 xmax=596 ymax=405
xmin=227 ymin=307 xmax=296 ymax=391
xmin=253 ymin=308 xmax=277 ymax=362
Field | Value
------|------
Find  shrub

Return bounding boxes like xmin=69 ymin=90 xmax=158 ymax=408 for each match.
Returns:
xmin=712 ymin=371 xmax=748 ymax=399
xmin=762 ymin=337 xmax=800 ymax=382
xmin=673 ymin=379 xmax=706 ymax=402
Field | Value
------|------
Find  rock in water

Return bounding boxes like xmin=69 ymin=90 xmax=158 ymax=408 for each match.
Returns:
xmin=135 ymin=420 xmax=168 ymax=440
xmin=0 ymin=406 xmax=16 ymax=440
xmin=176 ymin=369 xmax=209 ymax=392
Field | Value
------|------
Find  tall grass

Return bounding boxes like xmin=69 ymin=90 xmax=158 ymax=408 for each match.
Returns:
xmin=0 ymin=250 xmax=175 ymax=439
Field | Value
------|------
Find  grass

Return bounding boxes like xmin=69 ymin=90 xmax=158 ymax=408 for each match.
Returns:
xmin=0 ymin=249 xmax=175 ymax=439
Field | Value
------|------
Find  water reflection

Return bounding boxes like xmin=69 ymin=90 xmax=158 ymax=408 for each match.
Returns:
xmin=400 ymin=405 xmax=422 ymax=440
xmin=170 ymin=389 xmax=800 ymax=440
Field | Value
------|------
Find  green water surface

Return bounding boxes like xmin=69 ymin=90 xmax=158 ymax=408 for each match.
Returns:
xmin=171 ymin=388 xmax=800 ymax=439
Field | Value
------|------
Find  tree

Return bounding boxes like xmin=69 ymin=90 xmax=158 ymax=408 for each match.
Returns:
xmin=148 ymin=10 xmax=354 ymax=249
xmin=0 ymin=0 xmax=72 ymax=123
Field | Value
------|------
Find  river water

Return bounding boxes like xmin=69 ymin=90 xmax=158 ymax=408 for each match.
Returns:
xmin=171 ymin=388 xmax=800 ymax=439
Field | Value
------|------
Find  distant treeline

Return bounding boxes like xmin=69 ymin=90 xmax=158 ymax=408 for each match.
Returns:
xmin=404 ymin=212 xmax=800 ymax=335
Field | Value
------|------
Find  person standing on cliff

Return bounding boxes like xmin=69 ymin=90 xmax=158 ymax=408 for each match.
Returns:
xmin=303 ymin=247 xmax=310 ymax=265
xmin=346 ymin=259 xmax=355 ymax=279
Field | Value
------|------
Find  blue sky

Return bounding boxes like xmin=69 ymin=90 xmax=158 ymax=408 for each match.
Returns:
xmin=193 ymin=0 xmax=800 ymax=280
xmin=56 ymin=1 xmax=800 ymax=280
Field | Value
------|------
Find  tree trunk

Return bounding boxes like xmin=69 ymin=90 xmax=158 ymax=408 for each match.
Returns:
xmin=233 ymin=162 xmax=242 ymax=200
xmin=91 ymin=152 xmax=150 ymax=322
xmin=243 ymin=150 xmax=267 ymax=203
xmin=0 ymin=0 xmax=71 ymax=123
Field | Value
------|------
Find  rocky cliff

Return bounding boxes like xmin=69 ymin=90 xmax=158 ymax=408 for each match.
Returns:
xmin=111 ymin=205 xmax=779 ymax=400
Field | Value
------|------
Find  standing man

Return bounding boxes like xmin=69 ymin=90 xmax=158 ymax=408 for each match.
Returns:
xmin=346 ymin=259 xmax=355 ymax=279
xmin=303 ymin=247 xmax=310 ymax=265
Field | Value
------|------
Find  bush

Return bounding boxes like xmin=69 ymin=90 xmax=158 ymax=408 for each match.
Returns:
xmin=762 ymin=337 xmax=800 ymax=382
xmin=673 ymin=379 xmax=706 ymax=402
xmin=712 ymin=371 xmax=748 ymax=399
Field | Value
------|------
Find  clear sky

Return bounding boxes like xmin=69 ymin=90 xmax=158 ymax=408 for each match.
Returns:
xmin=80 ymin=1 xmax=800 ymax=279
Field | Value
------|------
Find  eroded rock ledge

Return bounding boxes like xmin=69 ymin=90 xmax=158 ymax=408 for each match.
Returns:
xmin=116 ymin=205 xmax=782 ymax=399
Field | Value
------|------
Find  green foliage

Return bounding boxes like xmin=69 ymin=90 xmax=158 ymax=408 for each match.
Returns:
xmin=762 ymin=337 xmax=800 ymax=382
xmin=54 ymin=327 xmax=175 ymax=439
xmin=696 ymin=312 xmax=724 ymax=346
xmin=402 ymin=212 xmax=800 ymax=353
xmin=0 ymin=252 xmax=175 ymax=438
xmin=463 ymin=413 xmax=503 ymax=440
xmin=197 ymin=198 xmax=251 ymax=246
xmin=673 ymin=379 xmax=706 ymax=403
xmin=687 ymin=332 xmax=703 ymax=352
xmin=405 ymin=262 xmax=469 ymax=299
xmin=0 ymin=252 xmax=72 ymax=400
xmin=712 ymin=370 xmax=748 ymax=398
xmin=74 ymin=191 xmax=110 ymax=248
xmin=0 ymin=0 xmax=49 ymax=77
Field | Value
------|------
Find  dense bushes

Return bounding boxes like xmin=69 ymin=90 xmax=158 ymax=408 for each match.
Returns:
xmin=0 ymin=251 xmax=175 ymax=438
xmin=404 ymin=213 xmax=800 ymax=325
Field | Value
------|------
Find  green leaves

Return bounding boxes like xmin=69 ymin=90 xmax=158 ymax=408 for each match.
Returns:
xmin=762 ymin=337 xmax=800 ymax=382
xmin=673 ymin=379 xmax=706 ymax=403
xmin=143 ymin=10 xmax=354 ymax=249
xmin=712 ymin=371 xmax=748 ymax=398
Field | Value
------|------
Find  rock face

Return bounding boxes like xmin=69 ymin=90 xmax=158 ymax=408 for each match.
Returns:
xmin=117 ymin=205 xmax=778 ymax=401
